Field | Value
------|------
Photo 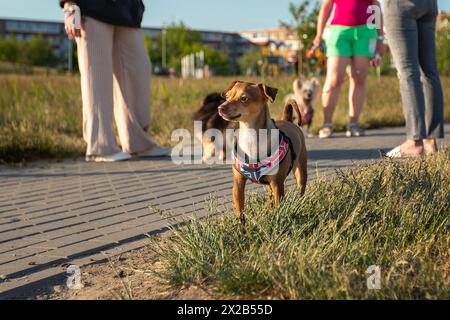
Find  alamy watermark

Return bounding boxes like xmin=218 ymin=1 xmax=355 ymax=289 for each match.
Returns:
xmin=367 ymin=5 xmax=383 ymax=30
xmin=171 ymin=122 xmax=282 ymax=168
xmin=366 ymin=265 xmax=382 ymax=290
xmin=66 ymin=265 xmax=82 ymax=290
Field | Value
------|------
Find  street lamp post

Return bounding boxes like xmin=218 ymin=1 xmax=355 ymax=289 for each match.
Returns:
xmin=162 ymin=28 xmax=167 ymax=70
xmin=68 ymin=39 xmax=73 ymax=73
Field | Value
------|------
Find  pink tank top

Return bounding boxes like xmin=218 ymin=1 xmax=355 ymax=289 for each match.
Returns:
xmin=330 ymin=0 xmax=373 ymax=27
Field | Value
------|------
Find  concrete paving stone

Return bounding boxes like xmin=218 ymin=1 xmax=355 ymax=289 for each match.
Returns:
xmin=0 ymin=267 xmax=67 ymax=298
xmin=0 ymin=228 xmax=42 ymax=244
xmin=0 ymin=202 xmax=17 ymax=211
xmin=27 ymin=229 xmax=109 ymax=253
xmin=5 ymin=192 xmax=49 ymax=206
xmin=18 ymin=204 xmax=64 ymax=216
xmin=0 ymin=220 xmax=34 ymax=233
xmin=5 ymin=218 xmax=89 ymax=242
xmin=0 ymin=238 xmax=49 ymax=255
xmin=0 ymin=211 xmax=22 ymax=220
xmin=78 ymin=206 xmax=126 ymax=220
xmin=88 ymin=222 xmax=169 ymax=245
xmin=10 ymin=194 xmax=48 ymax=205
xmin=79 ymin=191 xmax=120 ymax=203
xmin=92 ymin=221 xmax=154 ymax=240
xmin=37 ymin=238 xmax=118 ymax=260
xmin=26 ymin=223 xmax=95 ymax=243
xmin=110 ymin=203 xmax=148 ymax=215
xmin=49 ymin=198 xmax=121 ymax=214
xmin=115 ymin=190 xmax=154 ymax=202
xmin=85 ymin=214 xmax=136 ymax=230
xmin=0 ymin=246 xmax=50 ymax=265
xmin=0 ymin=254 xmax=59 ymax=278
xmin=18 ymin=207 xmax=75 ymax=222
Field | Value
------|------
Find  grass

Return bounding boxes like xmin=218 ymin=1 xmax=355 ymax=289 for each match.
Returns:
xmin=151 ymin=152 xmax=450 ymax=300
xmin=0 ymin=74 xmax=449 ymax=163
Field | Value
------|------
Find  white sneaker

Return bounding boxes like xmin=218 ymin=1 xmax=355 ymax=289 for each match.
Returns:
xmin=134 ymin=145 xmax=172 ymax=158
xmin=385 ymin=146 xmax=402 ymax=159
xmin=85 ymin=152 xmax=131 ymax=163
xmin=319 ymin=125 xmax=333 ymax=139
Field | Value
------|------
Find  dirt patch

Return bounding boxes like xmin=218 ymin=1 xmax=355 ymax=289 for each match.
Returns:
xmin=37 ymin=245 xmax=213 ymax=300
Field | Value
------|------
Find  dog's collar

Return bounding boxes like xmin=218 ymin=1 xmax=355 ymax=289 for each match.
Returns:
xmin=232 ymin=122 xmax=291 ymax=185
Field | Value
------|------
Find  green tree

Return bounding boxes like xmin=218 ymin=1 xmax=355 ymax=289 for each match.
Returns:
xmin=146 ymin=21 xmax=230 ymax=75
xmin=238 ymin=47 xmax=263 ymax=76
xmin=146 ymin=22 xmax=200 ymax=71
xmin=20 ymin=36 xmax=57 ymax=67
xmin=0 ymin=37 xmax=19 ymax=62
xmin=436 ymin=29 xmax=450 ymax=76
xmin=0 ymin=36 xmax=57 ymax=67
xmin=281 ymin=1 xmax=320 ymax=75
xmin=201 ymin=46 xmax=230 ymax=76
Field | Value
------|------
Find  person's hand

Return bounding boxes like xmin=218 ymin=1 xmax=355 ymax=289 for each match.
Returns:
xmin=64 ymin=1 xmax=83 ymax=38
xmin=370 ymin=39 xmax=385 ymax=67
xmin=307 ymin=35 xmax=322 ymax=59
xmin=311 ymin=35 xmax=322 ymax=51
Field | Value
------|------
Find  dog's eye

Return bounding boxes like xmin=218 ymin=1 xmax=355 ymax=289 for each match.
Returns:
xmin=240 ymin=95 xmax=248 ymax=103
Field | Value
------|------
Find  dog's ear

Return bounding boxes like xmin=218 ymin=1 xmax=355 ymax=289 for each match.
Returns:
xmin=311 ymin=78 xmax=320 ymax=87
xmin=294 ymin=78 xmax=303 ymax=90
xmin=258 ymin=84 xmax=278 ymax=103
xmin=221 ymin=81 xmax=240 ymax=99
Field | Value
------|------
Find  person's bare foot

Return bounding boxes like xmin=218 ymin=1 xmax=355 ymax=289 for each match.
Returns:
xmin=387 ymin=139 xmax=424 ymax=158
xmin=423 ymin=139 xmax=438 ymax=155
xmin=400 ymin=139 xmax=424 ymax=157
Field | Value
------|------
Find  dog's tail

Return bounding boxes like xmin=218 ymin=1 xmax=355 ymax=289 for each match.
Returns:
xmin=283 ymin=99 xmax=302 ymax=127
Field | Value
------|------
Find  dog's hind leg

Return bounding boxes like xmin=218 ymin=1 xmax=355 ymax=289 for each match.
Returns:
xmin=294 ymin=146 xmax=308 ymax=195
xmin=294 ymin=165 xmax=307 ymax=196
xmin=266 ymin=186 xmax=274 ymax=209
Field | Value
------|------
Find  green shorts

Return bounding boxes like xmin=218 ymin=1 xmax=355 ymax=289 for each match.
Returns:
xmin=324 ymin=25 xmax=378 ymax=57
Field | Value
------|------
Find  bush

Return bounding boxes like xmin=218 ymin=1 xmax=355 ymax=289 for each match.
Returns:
xmin=437 ymin=29 xmax=450 ymax=76
xmin=0 ymin=36 xmax=57 ymax=67
xmin=238 ymin=47 xmax=263 ymax=76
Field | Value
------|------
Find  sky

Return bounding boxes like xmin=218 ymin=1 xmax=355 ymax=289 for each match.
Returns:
xmin=0 ymin=0 xmax=449 ymax=32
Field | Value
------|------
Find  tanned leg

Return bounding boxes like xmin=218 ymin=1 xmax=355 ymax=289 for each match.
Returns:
xmin=322 ymin=56 xmax=351 ymax=124
xmin=349 ymin=56 xmax=370 ymax=124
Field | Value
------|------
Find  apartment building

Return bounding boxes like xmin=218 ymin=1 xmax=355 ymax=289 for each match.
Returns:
xmin=0 ymin=18 xmax=255 ymax=71
xmin=239 ymin=27 xmax=300 ymax=62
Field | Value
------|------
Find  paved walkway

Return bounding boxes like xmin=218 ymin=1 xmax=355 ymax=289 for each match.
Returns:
xmin=0 ymin=126 xmax=448 ymax=298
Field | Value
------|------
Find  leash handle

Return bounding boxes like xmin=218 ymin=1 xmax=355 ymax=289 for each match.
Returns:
xmin=64 ymin=4 xmax=81 ymax=31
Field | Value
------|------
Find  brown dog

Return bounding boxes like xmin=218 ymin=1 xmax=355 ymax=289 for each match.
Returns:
xmin=218 ymin=81 xmax=308 ymax=224
xmin=193 ymin=93 xmax=230 ymax=160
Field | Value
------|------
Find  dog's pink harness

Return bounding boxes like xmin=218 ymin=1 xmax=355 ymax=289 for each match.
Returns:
xmin=233 ymin=128 xmax=292 ymax=185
